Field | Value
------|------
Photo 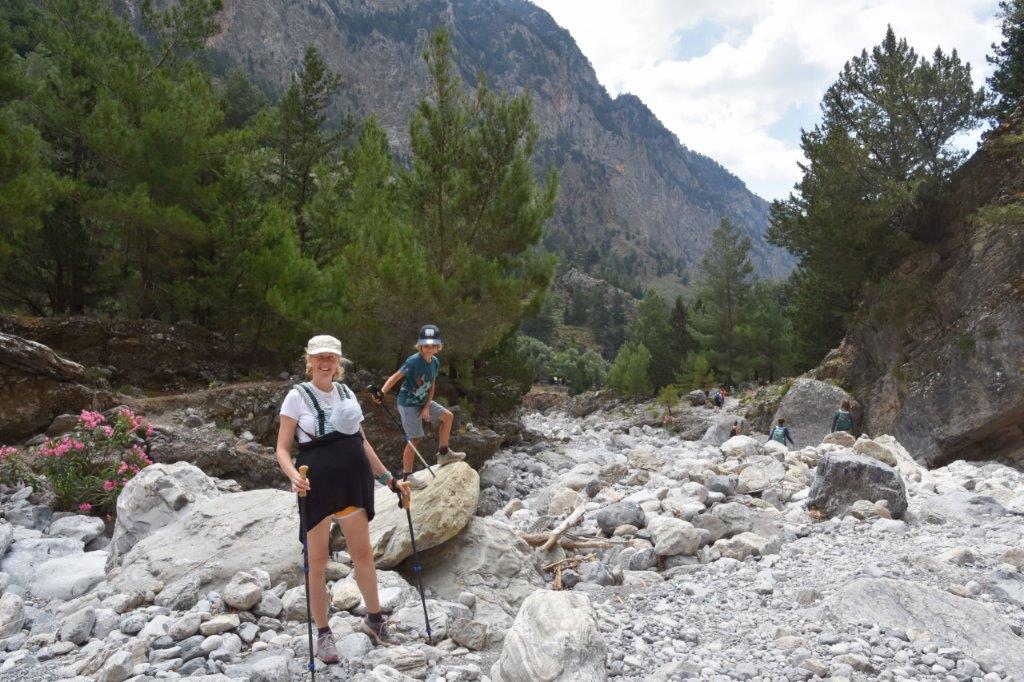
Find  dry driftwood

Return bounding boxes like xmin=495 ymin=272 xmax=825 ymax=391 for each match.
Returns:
xmin=521 ymin=534 xmax=620 ymax=550
xmin=539 ymin=504 xmax=587 ymax=551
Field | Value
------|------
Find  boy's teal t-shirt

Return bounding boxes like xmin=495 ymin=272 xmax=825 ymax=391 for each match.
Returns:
xmin=397 ymin=352 xmax=439 ymax=407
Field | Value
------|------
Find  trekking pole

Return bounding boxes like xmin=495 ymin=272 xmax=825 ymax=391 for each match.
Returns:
xmin=367 ymin=385 xmax=436 ymax=478
xmin=297 ymin=465 xmax=316 ymax=680
xmin=399 ymin=474 xmax=433 ymax=645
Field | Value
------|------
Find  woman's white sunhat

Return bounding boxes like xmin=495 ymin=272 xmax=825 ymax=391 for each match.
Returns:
xmin=306 ymin=335 xmax=343 ymax=356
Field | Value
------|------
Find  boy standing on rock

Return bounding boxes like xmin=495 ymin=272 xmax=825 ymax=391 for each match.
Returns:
xmin=375 ymin=325 xmax=465 ymax=488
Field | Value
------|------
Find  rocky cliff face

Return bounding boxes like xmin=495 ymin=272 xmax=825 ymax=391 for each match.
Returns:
xmin=816 ymin=112 xmax=1024 ymax=469
xmin=192 ymin=0 xmax=791 ymax=280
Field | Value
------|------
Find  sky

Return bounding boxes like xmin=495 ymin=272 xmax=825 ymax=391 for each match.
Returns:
xmin=530 ymin=0 xmax=1003 ymax=200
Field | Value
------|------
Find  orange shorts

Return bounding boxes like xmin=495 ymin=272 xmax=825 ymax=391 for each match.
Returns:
xmin=334 ymin=506 xmax=360 ymax=517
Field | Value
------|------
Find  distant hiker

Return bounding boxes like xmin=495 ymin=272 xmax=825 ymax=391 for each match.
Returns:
xmin=770 ymin=418 xmax=795 ymax=447
xmin=275 ymin=335 xmax=410 ymax=661
xmin=729 ymin=421 xmax=742 ymax=438
xmin=831 ymin=399 xmax=856 ymax=434
xmin=712 ymin=389 xmax=724 ymax=408
xmin=375 ymin=324 xmax=466 ymax=489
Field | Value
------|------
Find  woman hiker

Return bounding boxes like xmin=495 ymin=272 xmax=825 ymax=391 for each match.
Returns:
xmin=831 ymin=399 xmax=856 ymax=434
xmin=275 ymin=335 xmax=411 ymax=664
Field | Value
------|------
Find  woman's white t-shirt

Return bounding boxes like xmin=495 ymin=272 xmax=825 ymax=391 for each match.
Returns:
xmin=280 ymin=382 xmax=364 ymax=443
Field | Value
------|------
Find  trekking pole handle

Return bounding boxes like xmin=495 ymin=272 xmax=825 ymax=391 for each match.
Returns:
xmin=297 ymin=465 xmax=309 ymax=499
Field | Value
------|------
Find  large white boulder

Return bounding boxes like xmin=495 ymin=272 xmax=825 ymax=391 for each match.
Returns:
xmin=108 ymin=488 xmax=302 ymax=597
xmin=491 ymin=590 xmax=607 ymax=682
xmin=720 ymin=435 xmax=763 ymax=460
xmin=418 ymin=517 xmax=544 ymax=631
xmin=31 ymin=550 xmax=107 ymax=600
xmin=0 ymin=536 xmax=83 ymax=589
xmin=772 ymin=379 xmax=856 ymax=448
xmin=369 ymin=462 xmax=479 ymax=569
xmin=107 ymin=462 xmax=221 ymax=569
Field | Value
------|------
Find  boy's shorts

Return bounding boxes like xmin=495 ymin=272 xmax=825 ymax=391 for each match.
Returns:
xmin=397 ymin=401 xmax=448 ymax=439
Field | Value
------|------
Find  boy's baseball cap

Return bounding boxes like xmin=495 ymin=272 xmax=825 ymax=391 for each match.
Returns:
xmin=418 ymin=324 xmax=442 ymax=346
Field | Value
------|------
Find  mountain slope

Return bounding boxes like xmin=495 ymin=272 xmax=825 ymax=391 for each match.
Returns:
xmin=199 ymin=0 xmax=792 ymax=282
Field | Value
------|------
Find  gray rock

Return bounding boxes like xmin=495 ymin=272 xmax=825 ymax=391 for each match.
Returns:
xmin=200 ymin=613 xmax=240 ymax=636
xmin=169 ymin=612 xmax=201 ymax=640
xmin=705 ymin=474 xmax=736 ymax=497
xmin=47 ymin=515 xmax=105 ymax=544
xmin=596 ymin=501 xmax=645 ymax=535
xmin=807 ymin=451 xmax=907 ymax=519
xmin=0 ymin=592 xmax=24 ymax=638
xmin=825 ymin=578 xmax=1024 ymax=673
xmin=687 ymin=390 xmax=706 ymax=406
xmin=0 ymin=522 xmax=13 ymax=557
xmin=250 ymin=655 xmax=290 ymax=682
xmin=95 ymin=649 xmax=133 ymax=682
xmin=222 ymin=571 xmax=263 ymax=611
xmin=626 ymin=547 xmax=657 ymax=571
xmin=338 ymin=632 xmax=374 ymax=660
xmin=117 ymin=611 xmax=147 ymax=635
xmin=491 ymin=590 xmax=607 ymax=682
xmin=60 ymin=606 xmax=96 ymax=645
xmin=155 ymin=573 xmax=205 ymax=610
xmin=579 ymin=561 xmax=616 ymax=587
xmin=702 ymin=415 xmax=750 ymax=446
xmin=253 ymin=592 xmax=284 ymax=619
xmin=652 ymin=519 xmax=700 ymax=556
xmin=450 ymin=617 xmax=489 ymax=651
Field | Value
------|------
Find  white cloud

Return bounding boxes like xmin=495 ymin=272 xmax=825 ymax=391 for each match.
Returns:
xmin=531 ymin=0 xmax=1002 ymax=200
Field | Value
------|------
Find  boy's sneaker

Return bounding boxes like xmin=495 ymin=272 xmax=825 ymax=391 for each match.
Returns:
xmin=316 ymin=630 xmax=340 ymax=664
xmin=406 ymin=474 xmax=428 ymax=490
xmin=361 ymin=615 xmax=400 ymax=646
xmin=436 ymin=449 xmax=466 ymax=467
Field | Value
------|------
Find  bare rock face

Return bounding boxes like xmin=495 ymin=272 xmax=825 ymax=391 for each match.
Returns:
xmin=826 ymin=578 xmax=1024 ymax=673
xmin=816 ymin=114 xmax=1024 ymax=469
xmin=771 ymin=379 xmax=858 ymax=449
xmin=0 ymin=332 xmax=98 ymax=442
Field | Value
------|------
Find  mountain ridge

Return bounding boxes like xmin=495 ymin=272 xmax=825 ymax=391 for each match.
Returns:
xmin=195 ymin=0 xmax=793 ymax=284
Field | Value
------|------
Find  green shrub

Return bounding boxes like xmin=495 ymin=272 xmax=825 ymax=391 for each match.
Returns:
xmin=608 ymin=342 xmax=653 ymax=398
xmin=0 ymin=446 xmax=37 ymax=489
xmin=35 ymin=408 xmax=153 ymax=515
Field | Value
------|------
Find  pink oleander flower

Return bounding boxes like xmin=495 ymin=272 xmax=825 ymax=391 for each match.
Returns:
xmin=0 ymin=446 xmax=15 ymax=461
xmin=102 ymin=480 xmax=116 ymax=492
xmin=102 ymin=426 xmax=114 ymax=438
xmin=79 ymin=503 xmax=92 ymax=512
xmin=129 ymin=465 xmax=139 ymax=474
xmin=79 ymin=410 xmax=105 ymax=429
xmin=117 ymin=461 xmax=128 ymax=474
xmin=71 ymin=439 xmax=85 ymax=451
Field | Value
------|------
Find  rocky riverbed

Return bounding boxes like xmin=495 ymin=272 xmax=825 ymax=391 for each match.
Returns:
xmin=0 ymin=394 xmax=1022 ymax=681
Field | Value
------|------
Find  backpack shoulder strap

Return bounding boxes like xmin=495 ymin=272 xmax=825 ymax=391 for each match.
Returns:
xmin=333 ymin=381 xmax=353 ymax=400
xmin=296 ymin=382 xmax=326 ymax=437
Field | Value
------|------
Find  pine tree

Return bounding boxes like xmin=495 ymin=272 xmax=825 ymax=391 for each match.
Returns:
xmin=741 ymin=281 xmax=795 ymax=383
xmin=988 ymin=0 xmax=1024 ymax=123
xmin=668 ymin=296 xmax=696 ymax=361
xmin=627 ymin=290 xmax=675 ymax=390
xmin=403 ymin=27 xmax=557 ymax=385
xmin=690 ymin=218 xmax=754 ymax=384
xmin=769 ymin=26 xmax=984 ymax=369
xmin=607 ymin=341 xmax=652 ymax=398
xmin=267 ymin=45 xmax=344 ymax=252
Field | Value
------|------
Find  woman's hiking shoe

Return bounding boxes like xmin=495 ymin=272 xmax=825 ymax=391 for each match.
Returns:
xmin=436 ymin=450 xmax=466 ymax=467
xmin=361 ymin=615 xmax=400 ymax=646
xmin=316 ymin=630 xmax=340 ymax=664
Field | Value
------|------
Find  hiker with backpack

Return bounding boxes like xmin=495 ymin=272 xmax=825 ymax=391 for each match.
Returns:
xmin=275 ymin=335 xmax=411 ymax=663
xmin=769 ymin=418 xmax=795 ymax=447
xmin=373 ymin=324 xmax=466 ymax=489
xmin=831 ymin=399 xmax=856 ymax=434
xmin=729 ymin=421 xmax=742 ymax=438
